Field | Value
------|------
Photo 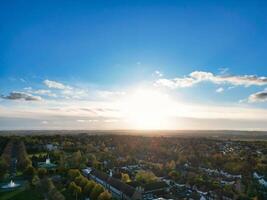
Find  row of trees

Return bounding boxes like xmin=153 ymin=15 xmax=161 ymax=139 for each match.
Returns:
xmin=17 ymin=141 xmax=32 ymax=171
xmin=39 ymin=178 xmax=65 ymax=200
xmin=0 ymin=140 xmax=13 ymax=178
xmin=68 ymin=169 xmax=112 ymax=200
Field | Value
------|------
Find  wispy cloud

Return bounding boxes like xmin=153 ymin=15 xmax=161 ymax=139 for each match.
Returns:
xmin=8 ymin=77 xmax=27 ymax=83
xmin=97 ymin=90 xmax=126 ymax=99
xmin=155 ymin=71 xmax=267 ymax=89
xmin=24 ymin=87 xmax=57 ymax=97
xmin=1 ymin=91 xmax=42 ymax=101
xmin=104 ymin=119 xmax=118 ymax=123
xmin=248 ymin=89 xmax=267 ymax=103
xmin=19 ymin=78 xmax=26 ymax=83
xmin=43 ymin=79 xmax=72 ymax=90
xmin=219 ymin=67 xmax=229 ymax=74
xmin=43 ymin=80 xmax=88 ymax=99
xmin=216 ymin=87 xmax=224 ymax=93
xmin=76 ymin=119 xmax=85 ymax=123
xmin=153 ymin=70 xmax=163 ymax=77
xmin=76 ymin=119 xmax=98 ymax=123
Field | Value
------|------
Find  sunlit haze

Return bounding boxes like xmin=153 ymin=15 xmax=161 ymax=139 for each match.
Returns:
xmin=1 ymin=1 xmax=267 ymax=130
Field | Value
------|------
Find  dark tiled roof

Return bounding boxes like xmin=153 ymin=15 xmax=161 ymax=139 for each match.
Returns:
xmin=91 ymin=169 xmax=109 ymax=182
xmin=143 ymin=181 xmax=168 ymax=191
xmin=90 ymin=169 xmax=136 ymax=197
xmin=127 ymin=181 xmax=140 ymax=188
xmin=108 ymin=177 xmax=136 ymax=197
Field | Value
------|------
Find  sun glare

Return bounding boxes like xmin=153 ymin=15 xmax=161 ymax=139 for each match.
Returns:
xmin=122 ymin=89 xmax=174 ymax=130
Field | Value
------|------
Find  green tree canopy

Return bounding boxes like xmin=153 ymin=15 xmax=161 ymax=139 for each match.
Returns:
xmin=135 ymin=170 xmax=157 ymax=184
xmin=121 ymin=173 xmax=131 ymax=183
xmin=83 ymin=180 xmax=96 ymax=196
xmin=97 ymin=191 xmax=112 ymax=200
xmin=68 ymin=169 xmax=81 ymax=180
xmin=168 ymin=170 xmax=180 ymax=181
xmin=90 ymin=184 xmax=104 ymax=200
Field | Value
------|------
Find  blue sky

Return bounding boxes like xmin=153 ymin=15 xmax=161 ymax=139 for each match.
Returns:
xmin=1 ymin=0 xmax=267 ymax=130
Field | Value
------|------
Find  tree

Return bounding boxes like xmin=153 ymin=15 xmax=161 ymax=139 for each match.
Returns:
xmin=31 ymin=175 xmax=40 ymax=187
xmin=83 ymin=180 xmax=96 ymax=196
xmin=58 ymin=153 xmax=66 ymax=173
xmin=17 ymin=141 xmax=32 ymax=170
xmin=38 ymin=168 xmax=47 ymax=178
xmin=79 ymin=177 xmax=88 ymax=188
xmin=72 ymin=151 xmax=82 ymax=168
xmin=24 ymin=165 xmax=36 ymax=178
xmin=121 ymin=173 xmax=131 ymax=183
xmin=0 ymin=157 xmax=8 ymax=178
xmin=135 ymin=170 xmax=157 ymax=184
xmin=75 ymin=175 xmax=87 ymax=188
xmin=166 ymin=160 xmax=176 ymax=171
xmin=41 ymin=178 xmax=54 ymax=193
xmin=49 ymin=187 xmax=66 ymax=200
xmin=69 ymin=181 xmax=82 ymax=200
xmin=97 ymin=191 xmax=112 ymax=200
xmin=75 ymin=176 xmax=83 ymax=185
xmin=68 ymin=169 xmax=81 ymax=180
xmin=90 ymin=184 xmax=104 ymax=200
xmin=68 ymin=181 xmax=76 ymax=192
xmin=168 ymin=170 xmax=180 ymax=181
xmin=73 ymin=185 xmax=82 ymax=200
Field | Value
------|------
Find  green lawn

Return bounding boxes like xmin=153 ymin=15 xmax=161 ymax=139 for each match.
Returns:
xmin=0 ymin=187 xmax=42 ymax=200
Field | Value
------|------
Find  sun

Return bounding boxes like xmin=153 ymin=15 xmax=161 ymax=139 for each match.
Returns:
xmin=121 ymin=88 xmax=174 ymax=130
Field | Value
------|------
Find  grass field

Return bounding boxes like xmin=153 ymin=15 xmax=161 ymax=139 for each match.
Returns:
xmin=0 ymin=183 xmax=42 ymax=200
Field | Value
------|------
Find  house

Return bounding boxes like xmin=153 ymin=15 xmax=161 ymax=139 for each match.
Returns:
xmin=46 ymin=144 xmax=58 ymax=151
xmin=141 ymin=181 xmax=169 ymax=200
xmin=82 ymin=168 xmax=142 ymax=200
xmin=82 ymin=168 xmax=169 ymax=200
xmin=127 ymin=181 xmax=169 ymax=199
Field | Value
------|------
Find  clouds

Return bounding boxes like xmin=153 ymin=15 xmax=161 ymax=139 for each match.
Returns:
xmin=1 ymin=92 xmax=42 ymax=101
xmin=97 ymin=90 xmax=126 ymax=99
xmin=1 ymin=79 xmax=87 ymax=102
xmin=43 ymin=80 xmax=88 ymax=99
xmin=216 ymin=87 xmax=224 ymax=93
xmin=76 ymin=119 xmax=98 ymax=123
xmin=155 ymin=71 xmax=267 ymax=89
xmin=43 ymin=79 xmax=72 ymax=90
xmin=248 ymin=90 xmax=267 ymax=103
xmin=42 ymin=79 xmax=126 ymax=100
xmin=153 ymin=70 xmax=163 ymax=77
xmin=155 ymin=70 xmax=267 ymax=103
xmin=24 ymin=87 xmax=57 ymax=97
xmin=219 ymin=67 xmax=229 ymax=74
xmin=3 ymin=78 xmax=126 ymax=103
xmin=2 ymin=72 xmax=267 ymax=130
xmin=1 ymin=92 xmax=267 ymax=130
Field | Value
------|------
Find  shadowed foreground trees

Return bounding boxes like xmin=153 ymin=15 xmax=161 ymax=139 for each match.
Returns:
xmin=39 ymin=178 xmax=65 ymax=200
xmin=67 ymin=169 xmax=112 ymax=200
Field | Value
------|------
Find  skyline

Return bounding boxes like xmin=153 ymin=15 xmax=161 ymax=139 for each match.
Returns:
xmin=1 ymin=0 xmax=267 ymax=130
